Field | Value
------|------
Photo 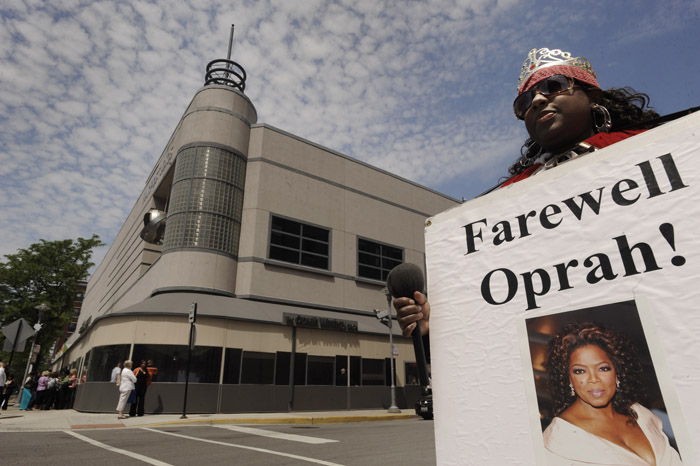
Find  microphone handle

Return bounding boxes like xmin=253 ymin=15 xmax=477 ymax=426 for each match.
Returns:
xmin=411 ymin=320 xmax=430 ymax=389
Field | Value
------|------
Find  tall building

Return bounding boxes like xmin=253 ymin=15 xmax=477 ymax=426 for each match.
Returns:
xmin=55 ymin=50 xmax=459 ymax=413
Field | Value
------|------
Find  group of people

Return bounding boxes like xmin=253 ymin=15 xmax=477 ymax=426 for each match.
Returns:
xmin=0 ymin=361 xmax=79 ymax=412
xmin=395 ymin=48 xmax=686 ymax=465
xmin=19 ymin=368 xmax=79 ymax=411
xmin=114 ymin=359 xmax=157 ymax=419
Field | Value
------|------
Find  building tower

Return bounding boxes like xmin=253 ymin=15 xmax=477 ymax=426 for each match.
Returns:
xmin=142 ymin=27 xmax=256 ymax=295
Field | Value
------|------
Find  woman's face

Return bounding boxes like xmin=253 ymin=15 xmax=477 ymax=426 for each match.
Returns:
xmin=524 ymin=85 xmax=596 ymax=154
xmin=568 ymin=344 xmax=617 ymax=408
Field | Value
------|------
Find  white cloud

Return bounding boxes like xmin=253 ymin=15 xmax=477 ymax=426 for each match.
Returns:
xmin=1 ymin=0 xmax=698 ymax=270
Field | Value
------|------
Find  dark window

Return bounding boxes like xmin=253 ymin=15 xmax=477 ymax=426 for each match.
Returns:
xmin=269 ymin=216 xmax=330 ymax=270
xmin=404 ymin=362 xmax=419 ymax=385
xmin=275 ymin=352 xmax=307 ymax=385
xmin=222 ymin=348 xmax=242 ymax=384
xmin=307 ymin=356 xmax=334 ymax=385
xmin=335 ymin=355 xmax=348 ymax=386
xmin=362 ymin=358 xmax=385 ymax=386
xmin=358 ymin=238 xmax=403 ymax=281
xmin=241 ymin=351 xmax=275 ymax=384
xmin=86 ymin=344 xmax=130 ymax=382
xmin=132 ymin=344 xmax=222 ymax=383
xmin=350 ymin=356 xmax=361 ymax=386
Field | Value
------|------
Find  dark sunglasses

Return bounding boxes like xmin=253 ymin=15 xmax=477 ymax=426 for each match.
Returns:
xmin=513 ymin=74 xmax=576 ymax=120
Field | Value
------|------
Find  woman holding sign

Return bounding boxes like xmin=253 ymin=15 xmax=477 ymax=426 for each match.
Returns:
xmin=543 ymin=322 xmax=681 ymax=465
xmin=395 ymin=48 xmax=658 ymax=336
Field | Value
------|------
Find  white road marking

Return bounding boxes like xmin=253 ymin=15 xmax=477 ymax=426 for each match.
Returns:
xmin=141 ymin=427 xmax=346 ymax=466
xmin=67 ymin=431 xmax=173 ymax=466
xmin=214 ymin=424 xmax=338 ymax=444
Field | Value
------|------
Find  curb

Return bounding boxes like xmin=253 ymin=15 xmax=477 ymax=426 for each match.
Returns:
xmin=140 ymin=413 xmax=418 ymax=428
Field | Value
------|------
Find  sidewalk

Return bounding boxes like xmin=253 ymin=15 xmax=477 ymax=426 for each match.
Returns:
xmin=0 ymin=401 xmax=418 ymax=432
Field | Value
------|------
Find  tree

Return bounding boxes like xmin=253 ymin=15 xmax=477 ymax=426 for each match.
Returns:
xmin=0 ymin=235 xmax=104 ymax=373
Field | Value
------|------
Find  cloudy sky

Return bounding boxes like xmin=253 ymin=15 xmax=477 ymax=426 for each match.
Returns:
xmin=1 ymin=0 xmax=699 ymax=270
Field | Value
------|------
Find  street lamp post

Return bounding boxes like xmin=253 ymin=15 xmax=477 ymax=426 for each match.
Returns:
xmin=18 ymin=303 xmax=49 ymax=404
xmin=373 ymin=288 xmax=400 ymax=414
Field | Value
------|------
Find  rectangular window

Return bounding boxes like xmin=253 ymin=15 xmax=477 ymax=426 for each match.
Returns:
xmin=335 ymin=355 xmax=348 ymax=386
xmin=269 ymin=215 xmax=330 ymax=270
xmin=275 ymin=352 xmax=307 ymax=385
xmin=86 ymin=344 xmax=131 ymax=382
xmin=361 ymin=358 xmax=385 ymax=386
xmin=350 ymin=356 xmax=361 ymax=386
xmin=132 ymin=344 xmax=222 ymax=383
xmin=222 ymin=348 xmax=242 ymax=384
xmin=357 ymin=238 xmax=403 ymax=281
xmin=307 ymin=355 xmax=334 ymax=385
xmin=405 ymin=362 xmax=419 ymax=385
xmin=241 ymin=351 xmax=275 ymax=384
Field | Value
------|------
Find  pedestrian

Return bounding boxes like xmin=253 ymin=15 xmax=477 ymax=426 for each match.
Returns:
xmin=56 ymin=368 xmax=70 ymax=409
xmin=26 ymin=371 xmax=40 ymax=410
xmin=117 ymin=360 xmax=137 ymax=419
xmin=129 ymin=360 xmax=150 ymax=417
xmin=146 ymin=360 xmax=158 ymax=385
xmin=19 ymin=373 xmax=35 ymax=411
xmin=1 ymin=375 xmax=17 ymax=411
xmin=65 ymin=368 xmax=78 ymax=409
xmin=36 ymin=370 xmax=49 ymax=410
xmin=110 ymin=362 xmax=122 ymax=384
xmin=0 ymin=361 xmax=6 ymax=396
xmin=45 ymin=371 xmax=59 ymax=410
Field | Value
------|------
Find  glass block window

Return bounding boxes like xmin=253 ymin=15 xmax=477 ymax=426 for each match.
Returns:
xmin=357 ymin=238 xmax=403 ymax=281
xmin=163 ymin=145 xmax=246 ymax=257
xmin=269 ymin=216 xmax=330 ymax=270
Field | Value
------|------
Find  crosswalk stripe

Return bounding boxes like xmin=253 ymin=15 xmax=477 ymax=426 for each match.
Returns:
xmin=214 ymin=425 xmax=338 ymax=444
xmin=67 ymin=431 xmax=173 ymax=466
xmin=141 ymin=427 xmax=346 ymax=466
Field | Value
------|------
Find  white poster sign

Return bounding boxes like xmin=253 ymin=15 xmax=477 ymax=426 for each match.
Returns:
xmin=425 ymin=112 xmax=700 ymax=465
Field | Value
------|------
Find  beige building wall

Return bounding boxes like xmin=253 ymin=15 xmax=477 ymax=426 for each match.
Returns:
xmin=63 ymin=315 xmax=417 ymax=387
xmin=235 ymin=125 xmax=457 ymax=313
xmin=77 ymin=85 xmax=257 ymax=330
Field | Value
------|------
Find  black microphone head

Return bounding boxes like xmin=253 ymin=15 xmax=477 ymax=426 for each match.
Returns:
xmin=386 ymin=263 xmax=425 ymax=299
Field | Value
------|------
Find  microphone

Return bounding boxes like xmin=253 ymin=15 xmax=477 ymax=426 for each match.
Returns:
xmin=386 ymin=263 xmax=430 ymax=389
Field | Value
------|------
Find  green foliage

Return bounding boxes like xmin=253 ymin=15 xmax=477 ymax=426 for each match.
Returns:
xmin=0 ymin=235 xmax=104 ymax=373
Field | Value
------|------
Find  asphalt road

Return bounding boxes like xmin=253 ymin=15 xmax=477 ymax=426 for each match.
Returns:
xmin=3 ymin=419 xmax=436 ymax=466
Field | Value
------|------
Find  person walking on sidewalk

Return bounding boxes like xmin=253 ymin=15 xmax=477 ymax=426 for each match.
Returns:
xmin=1 ymin=375 xmax=17 ymax=411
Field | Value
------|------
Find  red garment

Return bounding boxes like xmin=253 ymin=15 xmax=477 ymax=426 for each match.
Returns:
xmin=146 ymin=367 xmax=157 ymax=387
xmin=501 ymin=130 xmax=646 ymax=188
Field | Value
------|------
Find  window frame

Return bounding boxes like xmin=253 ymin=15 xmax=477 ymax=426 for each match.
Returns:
xmin=356 ymin=237 xmax=404 ymax=282
xmin=268 ymin=214 xmax=331 ymax=271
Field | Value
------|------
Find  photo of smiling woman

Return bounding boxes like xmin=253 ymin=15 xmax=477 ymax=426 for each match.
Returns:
xmin=543 ymin=322 xmax=682 ymax=465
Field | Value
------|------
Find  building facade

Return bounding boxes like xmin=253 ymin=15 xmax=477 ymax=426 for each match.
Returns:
xmin=56 ymin=58 xmax=459 ymax=413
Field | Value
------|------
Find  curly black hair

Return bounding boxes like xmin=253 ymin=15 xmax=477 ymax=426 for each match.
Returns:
xmin=544 ymin=321 xmax=645 ymax=418
xmin=508 ymin=86 xmax=659 ymax=176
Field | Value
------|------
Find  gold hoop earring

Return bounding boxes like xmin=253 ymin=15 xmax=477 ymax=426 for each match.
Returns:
xmin=592 ymin=104 xmax=612 ymax=134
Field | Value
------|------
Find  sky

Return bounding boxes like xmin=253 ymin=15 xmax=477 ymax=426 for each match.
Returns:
xmin=1 ymin=0 xmax=699 ymax=271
